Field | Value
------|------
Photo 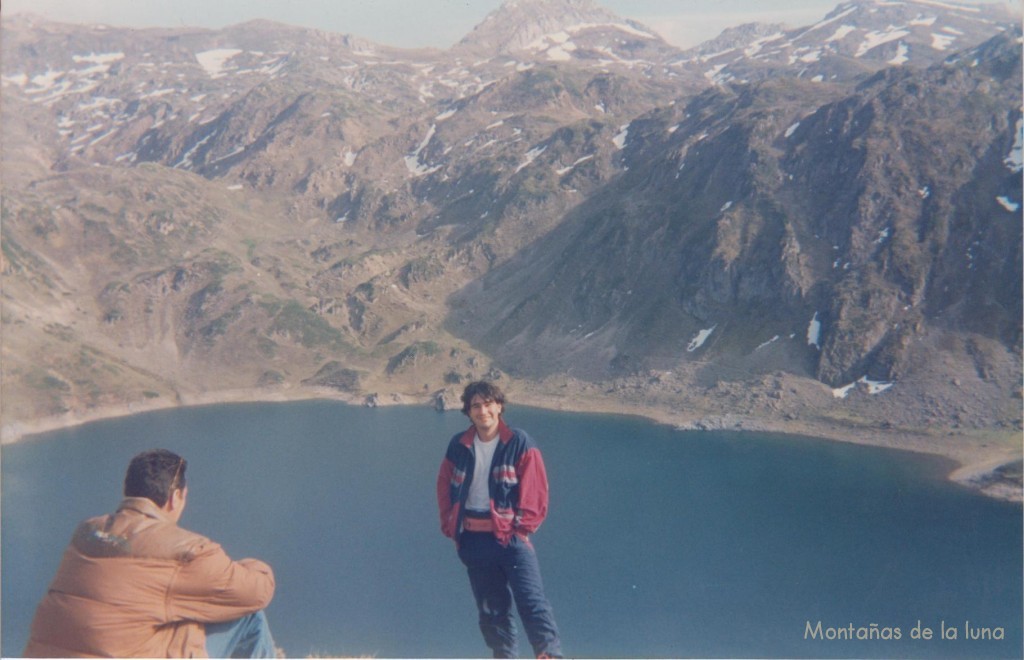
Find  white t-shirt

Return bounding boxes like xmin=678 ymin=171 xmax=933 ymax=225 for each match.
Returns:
xmin=466 ymin=434 xmax=499 ymax=513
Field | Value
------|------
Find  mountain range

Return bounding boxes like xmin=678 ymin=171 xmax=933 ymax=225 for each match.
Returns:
xmin=1 ymin=0 xmax=1021 ymax=458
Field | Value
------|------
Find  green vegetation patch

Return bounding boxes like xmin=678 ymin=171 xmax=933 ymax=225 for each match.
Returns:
xmin=400 ymin=256 xmax=446 ymax=287
xmin=198 ymin=303 xmax=245 ymax=343
xmin=257 ymin=370 xmax=285 ymax=386
xmin=262 ymin=299 xmax=346 ymax=350
xmin=387 ymin=341 xmax=441 ymax=374
xmin=301 ymin=361 xmax=361 ymax=391
xmin=25 ymin=369 xmax=71 ymax=393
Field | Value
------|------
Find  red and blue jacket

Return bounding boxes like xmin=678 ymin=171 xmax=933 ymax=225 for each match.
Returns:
xmin=436 ymin=419 xmax=549 ymax=547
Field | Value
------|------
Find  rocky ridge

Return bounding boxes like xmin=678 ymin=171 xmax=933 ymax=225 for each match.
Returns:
xmin=1 ymin=1 xmax=1021 ymax=497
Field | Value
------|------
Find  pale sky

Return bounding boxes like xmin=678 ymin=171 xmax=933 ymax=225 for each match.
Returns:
xmin=1 ymin=0 xmax=987 ymax=50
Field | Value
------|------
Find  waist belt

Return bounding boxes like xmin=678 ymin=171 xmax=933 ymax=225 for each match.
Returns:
xmin=463 ymin=514 xmax=494 ymax=533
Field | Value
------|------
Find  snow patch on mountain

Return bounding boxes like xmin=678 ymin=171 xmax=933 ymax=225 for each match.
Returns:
xmin=687 ymin=326 xmax=716 ymax=352
xmin=888 ymin=42 xmax=911 ymax=64
xmin=931 ymin=32 xmax=958 ymax=50
xmin=857 ymin=28 xmax=911 ymax=57
xmin=612 ymin=124 xmax=630 ymax=149
xmin=1005 ymin=116 xmax=1023 ymax=172
xmin=996 ymin=196 xmax=1019 ymax=212
xmin=556 ymin=154 xmax=593 ymax=175
xmin=515 ymin=145 xmax=547 ymax=173
xmin=832 ymin=376 xmax=895 ymax=398
xmin=807 ymin=313 xmax=822 ymax=350
xmin=195 ymin=49 xmax=243 ymax=78
xmin=405 ymin=124 xmax=442 ymax=177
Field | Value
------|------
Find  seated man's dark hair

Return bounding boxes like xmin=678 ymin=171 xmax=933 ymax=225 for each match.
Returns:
xmin=124 ymin=449 xmax=187 ymax=507
xmin=460 ymin=380 xmax=506 ymax=417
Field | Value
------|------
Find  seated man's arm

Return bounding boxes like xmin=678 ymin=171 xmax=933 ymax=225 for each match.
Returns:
xmin=166 ymin=541 xmax=275 ymax=623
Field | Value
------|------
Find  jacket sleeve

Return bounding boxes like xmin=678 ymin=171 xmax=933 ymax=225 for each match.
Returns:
xmin=514 ymin=447 xmax=549 ymax=535
xmin=437 ymin=457 xmax=457 ymax=538
xmin=165 ymin=541 xmax=275 ymax=623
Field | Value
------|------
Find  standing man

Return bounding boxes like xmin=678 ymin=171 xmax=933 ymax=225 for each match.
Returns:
xmin=24 ymin=448 xmax=277 ymax=658
xmin=437 ymin=381 xmax=563 ymax=659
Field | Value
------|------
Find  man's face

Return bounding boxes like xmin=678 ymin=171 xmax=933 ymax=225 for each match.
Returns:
xmin=469 ymin=394 xmax=503 ymax=440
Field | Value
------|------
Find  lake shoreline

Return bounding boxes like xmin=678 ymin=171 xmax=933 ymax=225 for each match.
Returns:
xmin=2 ymin=385 xmax=1021 ymax=503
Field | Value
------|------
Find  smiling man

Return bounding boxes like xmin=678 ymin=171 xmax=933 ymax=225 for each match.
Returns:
xmin=436 ymin=381 xmax=563 ymax=659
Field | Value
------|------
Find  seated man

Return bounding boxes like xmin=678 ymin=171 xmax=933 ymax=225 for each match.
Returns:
xmin=24 ymin=449 xmax=277 ymax=658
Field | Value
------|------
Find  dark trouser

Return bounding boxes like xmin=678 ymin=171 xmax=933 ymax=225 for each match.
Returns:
xmin=458 ymin=531 xmax=562 ymax=658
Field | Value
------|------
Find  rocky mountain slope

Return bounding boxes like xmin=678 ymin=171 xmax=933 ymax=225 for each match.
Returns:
xmin=1 ymin=0 xmax=1021 ymax=460
xmin=683 ymin=0 xmax=1021 ymax=83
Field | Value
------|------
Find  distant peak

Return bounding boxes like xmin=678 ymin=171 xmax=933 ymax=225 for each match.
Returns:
xmin=502 ymin=0 xmax=598 ymax=7
xmin=829 ymin=0 xmax=1016 ymax=17
xmin=456 ymin=0 xmax=658 ymax=55
xmin=496 ymin=0 xmax=605 ymax=11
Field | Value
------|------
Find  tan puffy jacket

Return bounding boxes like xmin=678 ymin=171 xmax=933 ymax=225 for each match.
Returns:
xmin=24 ymin=497 xmax=275 ymax=658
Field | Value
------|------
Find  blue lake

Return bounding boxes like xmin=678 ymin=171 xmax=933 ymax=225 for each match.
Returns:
xmin=2 ymin=400 xmax=1021 ymax=658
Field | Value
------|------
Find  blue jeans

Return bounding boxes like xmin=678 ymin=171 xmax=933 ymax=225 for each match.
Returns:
xmin=205 ymin=610 xmax=276 ymax=658
xmin=458 ymin=532 xmax=562 ymax=658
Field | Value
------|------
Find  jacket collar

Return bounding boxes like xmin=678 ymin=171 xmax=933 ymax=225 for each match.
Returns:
xmin=117 ymin=496 xmax=174 ymax=523
xmin=459 ymin=419 xmax=514 ymax=447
